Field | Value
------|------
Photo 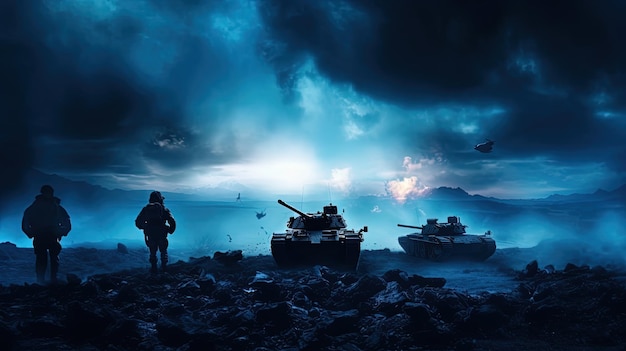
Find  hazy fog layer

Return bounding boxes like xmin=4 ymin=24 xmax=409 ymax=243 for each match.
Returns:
xmin=3 ymin=194 xmax=625 ymax=271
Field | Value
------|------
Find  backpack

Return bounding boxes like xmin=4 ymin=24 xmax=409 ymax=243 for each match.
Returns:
xmin=144 ymin=202 xmax=165 ymax=226
xmin=24 ymin=198 xmax=63 ymax=236
xmin=38 ymin=202 xmax=61 ymax=229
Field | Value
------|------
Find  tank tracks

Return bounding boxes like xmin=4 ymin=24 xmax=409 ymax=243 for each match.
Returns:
xmin=401 ymin=233 xmax=496 ymax=261
xmin=414 ymin=235 xmax=453 ymax=259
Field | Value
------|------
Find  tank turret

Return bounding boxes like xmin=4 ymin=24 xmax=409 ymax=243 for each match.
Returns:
xmin=397 ymin=216 xmax=495 ymax=261
xmin=278 ymin=199 xmax=311 ymax=219
xmin=397 ymin=224 xmax=423 ymax=230
xmin=271 ymin=200 xmax=367 ymax=270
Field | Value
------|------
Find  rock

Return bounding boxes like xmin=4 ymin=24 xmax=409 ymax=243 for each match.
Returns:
xmin=308 ymin=307 xmax=321 ymax=318
xmin=316 ymin=265 xmax=340 ymax=283
xmin=455 ymin=338 xmax=478 ymax=351
xmin=66 ymin=273 xmax=82 ymax=286
xmin=382 ymin=269 xmax=410 ymax=288
xmin=291 ymin=291 xmax=312 ymax=309
xmin=116 ymin=243 xmax=128 ymax=254
xmin=255 ymin=301 xmax=291 ymax=327
xmin=516 ymin=282 xmax=533 ymax=299
xmin=195 ymin=274 xmax=216 ymax=292
xmin=403 ymin=302 xmax=432 ymax=324
xmin=115 ymin=284 xmax=140 ymax=304
xmin=249 ymin=271 xmax=282 ymax=301
xmin=250 ymin=271 xmax=272 ymax=284
xmin=162 ymin=302 xmax=186 ymax=317
xmin=103 ymin=318 xmax=141 ymax=342
xmin=177 ymin=279 xmax=201 ymax=294
xmin=253 ymin=282 xmax=282 ymax=302
xmin=531 ymin=284 xmax=554 ymax=302
xmin=319 ymin=309 xmax=360 ymax=336
xmin=407 ymin=274 xmax=446 ymax=288
xmin=522 ymin=260 xmax=539 ymax=277
xmin=143 ymin=298 xmax=160 ymax=309
xmin=483 ymin=293 xmax=515 ymax=314
xmin=156 ymin=317 xmax=191 ymax=347
xmin=188 ymin=333 xmax=218 ymax=351
xmin=0 ymin=321 xmax=16 ymax=350
xmin=466 ymin=303 xmax=508 ymax=331
xmin=213 ymin=281 xmax=236 ymax=303
xmin=591 ymin=265 xmax=610 ymax=278
xmin=525 ymin=301 xmax=565 ymax=325
xmin=213 ymin=250 xmax=243 ymax=265
xmin=20 ymin=318 xmax=64 ymax=338
xmin=0 ymin=242 xmax=17 ymax=249
xmin=361 ymin=314 xmax=387 ymax=349
xmin=344 ymin=275 xmax=387 ymax=302
xmin=425 ymin=290 xmax=470 ymax=321
xmin=232 ymin=309 xmax=255 ymax=327
xmin=373 ymin=281 xmax=410 ymax=316
xmin=65 ymin=302 xmax=116 ymax=340
xmin=2 ymin=250 xmax=626 ymax=350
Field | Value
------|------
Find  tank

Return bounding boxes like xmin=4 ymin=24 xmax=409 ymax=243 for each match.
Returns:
xmin=271 ymin=199 xmax=367 ymax=270
xmin=397 ymin=216 xmax=496 ymax=261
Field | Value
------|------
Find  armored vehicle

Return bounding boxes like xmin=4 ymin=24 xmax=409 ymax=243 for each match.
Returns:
xmin=397 ymin=216 xmax=495 ymax=261
xmin=271 ymin=199 xmax=367 ymax=270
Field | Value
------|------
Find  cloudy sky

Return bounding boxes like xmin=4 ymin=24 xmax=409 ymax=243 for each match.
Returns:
xmin=2 ymin=0 xmax=626 ymax=201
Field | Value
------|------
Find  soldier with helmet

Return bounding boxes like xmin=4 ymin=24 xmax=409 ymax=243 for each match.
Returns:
xmin=135 ymin=191 xmax=176 ymax=273
xmin=21 ymin=185 xmax=72 ymax=284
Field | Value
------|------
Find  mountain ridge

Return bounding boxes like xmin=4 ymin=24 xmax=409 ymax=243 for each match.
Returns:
xmin=7 ymin=168 xmax=626 ymax=205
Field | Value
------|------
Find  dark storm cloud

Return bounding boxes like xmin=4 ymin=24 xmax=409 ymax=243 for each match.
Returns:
xmin=50 ymin=70 xmax=149 ymax=139
xmin=258 ymin=0 xmax=626 ymax=171
xmin=3 ymin=0 xmax=626 ymax=200
xmin=9 ymin=32 xmax=159 ymax=175
xmin=259 ymin=0 xmax=626 ymax=102
xmin=504 ymin=0 xmax=626 ymax=90
xmin=258 ymin=0 xmax=508 ymax=101
xmin=0 ymin=0 xmax=245 ymax=195
xmin=494 ymin=94 xmax=596 ymax=154
xmin=1 ymin=1 xmax=41 ymax=200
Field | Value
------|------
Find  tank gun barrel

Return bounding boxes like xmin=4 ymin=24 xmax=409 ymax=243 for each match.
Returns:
xmin=397 ymin=224 xmax=423 ymax=230
xmin=278 ymin=199 xmax=311 ymax=218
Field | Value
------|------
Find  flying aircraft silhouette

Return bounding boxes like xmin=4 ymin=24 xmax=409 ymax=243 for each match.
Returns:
xmin=474 ymin=139 xmax=494 ymax=153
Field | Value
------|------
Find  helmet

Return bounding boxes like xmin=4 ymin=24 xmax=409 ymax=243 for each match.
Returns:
xmin=40 ymin=185 xmax=54 ymax=195
xmin=149 ymin=191 xmax=164 ymax=203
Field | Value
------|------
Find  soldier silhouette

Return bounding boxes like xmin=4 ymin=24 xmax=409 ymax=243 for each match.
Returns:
xmin=135 ymin=191 xmax=176 ymax=273
xmin=21 ymin=185 xmax=71 ymax=284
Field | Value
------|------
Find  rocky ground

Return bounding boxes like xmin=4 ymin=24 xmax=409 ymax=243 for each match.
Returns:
xmin=1 ymin=242 xmax=626 ymax=350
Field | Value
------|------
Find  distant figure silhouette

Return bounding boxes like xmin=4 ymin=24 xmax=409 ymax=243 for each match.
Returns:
xmin=21 ymin=185 xmax=71 ymax=284
xmin=135 ymin=191 xmax=176 ymax=274
xmin=236 ymin=193 xmax=241 ymax=202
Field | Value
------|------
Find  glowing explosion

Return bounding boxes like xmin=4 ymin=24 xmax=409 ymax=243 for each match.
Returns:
xmin=385 ymin=176 xmax=430 ymax=204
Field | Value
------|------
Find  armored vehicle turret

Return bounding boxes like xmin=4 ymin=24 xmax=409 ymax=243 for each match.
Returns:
xmin=397 ymin=216 xmax=495 ymax=261
xmin=271 ymin=199 xmax=367 ymax=270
